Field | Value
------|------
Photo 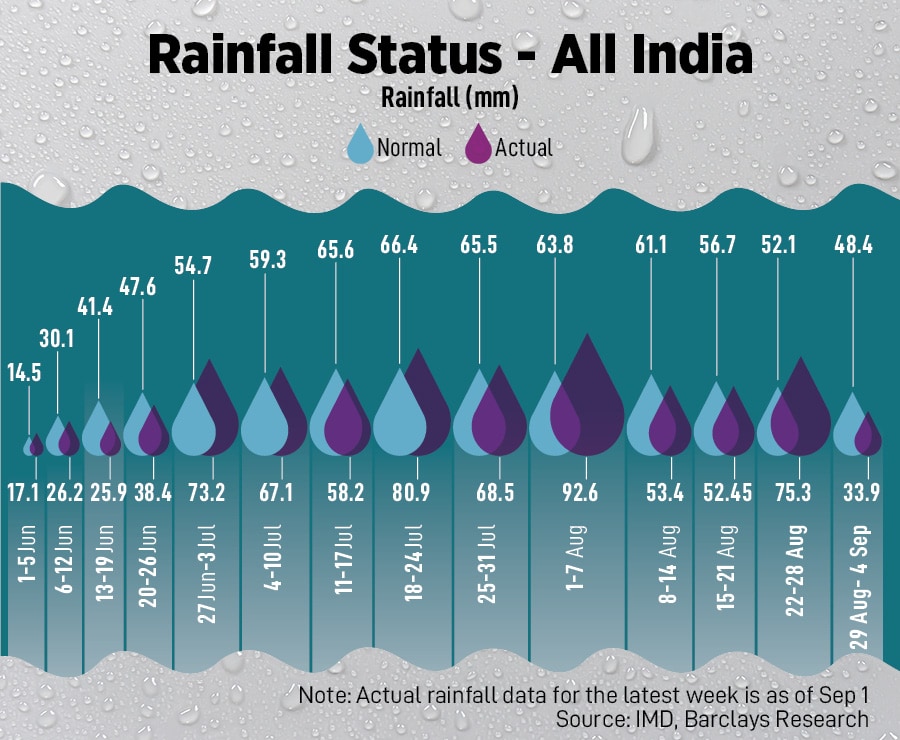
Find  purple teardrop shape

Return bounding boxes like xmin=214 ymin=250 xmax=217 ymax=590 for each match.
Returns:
xmin=196 ymin=360 xmax=239 ymax=456
xmin=406 ymin=350 xmax=450 ymax=456
xmin=471 ymin=367 xmax=526 ymax=456
xmin=272 ymin=368 xmax=307 ymax=456
xmin=771 ymin=358 xmax=831 ymax=455
xmin=550 ymin=335 xmax=624 ymax=456
xmin=465 ymin=124 xmax=492 ymax=164
xmin=139 ymin=406 xmax=169 ymax=456
xmin=59 ymin=422 xmax=80 ymax=456
xmin=648 ymin=387 xmax=691 ymax=456
xmin=324 ymin=381 xmax=370 ymax=456
xmin=712 ymin=388 xmax=755 ymax=456
xmin=99 ymin=423 xmax=121 ymax=456
xmin=855 ymin=412 xmax=882 ymax=456
xmin=30 ymin=434 xmax=44 ymax=456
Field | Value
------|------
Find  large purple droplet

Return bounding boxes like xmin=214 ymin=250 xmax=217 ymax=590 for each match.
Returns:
xmin=648 ymin=387 xmax=691 ymax=456
xmin=550 ymin=335 xmax=624 ymax=456
xmin=59 ymin=422 xmax=80 ymax=456
xmin=196 ymin=360 xmax=239 ymax=456
xmin=771 ymin=358 xmax=831 ymax=455
xmin=465 ymin=124 xmax=492 ymax=164
xmin=139 ymin=406 xmax=169 ymax=456
xmin=30 ymin=434 xmax=44 ymax=456
xmin=471 ymin=367 xmax=526 ymax=456
xmin=324 ymin=381 xmax=370 ymax=456
xmin=855 ymin=412 xmax=882 ymax=456
xmin=712 ymin=388 xmax=755 ymax=456
xmin=406 ymin=350 xmax=450 ymax=456
xmin=272 ymin=368 xmax=307 ymax=456
xmin=99 ymin=423 xmax=121 ymax=456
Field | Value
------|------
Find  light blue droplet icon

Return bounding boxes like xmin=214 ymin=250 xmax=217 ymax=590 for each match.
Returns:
xmin=757 ymin=387 xmax=787 ymax=456
xmin=453 ymin=370 xmax=489 ymax=456
xmin=347 ymin=123 xmax=374 ymax=164
xmin=47 ymin=416 xmax=65 ymax=457
xmin=529 ymin=373 xmax=567 ymax=456
xmin=694 ymin=382 xmax=726 ymax=456
xmin=833 ymin=392 xmax=865 ymax=457
xmin=374 ymin=369 xmax=428 ymax=456
xmin=172 ymin=384 xmax=216 ymax=456
xmin=242 ymin=378 xmax=290 ymax=456
xmin=627 ymin=375 xmax=664 ymax=457
xmin=310 ymin=370 xmax=344 ymax=456
xmin=124 ymin=393 xmax=151 ymax=456
xmin=83 ymin=401 xmax=111 ymax=457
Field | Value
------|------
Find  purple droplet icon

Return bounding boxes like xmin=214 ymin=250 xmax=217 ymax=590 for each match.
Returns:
xmin=58 ymin=422 xmax=80 ymax=456
xmin=271 ymin=368 xmax=308 ymax=456
xmin=26 ymin=434 xmax=44 ymax=457
xmin=471 ymin=367 xmax=526 ymax=456
xmin=196 ymin=360 xmax=239 ymax=455
xmin=771 ymin=358 xmax=831 ymax=455
xmin=99 ymin=423 xmax=121 ymax=456
xmin=855 ymin=412 xmax=881 ymax=456
xmin=712 ymin=388 xmax=755 ymax=456
xmin=648 ymin=387 xmax=691 ymax=456
xmin=551 ymin=335 xmax=624 ymax=456
xmin=324 ymin=381 xmax=370 ymax=456
xmin=465 ymin=123 xmax=492 ymax=164
xmin=139 ymin=407 xmax=169 ymax=456
xmin=405 ymin=350 xmax=450 ymax=456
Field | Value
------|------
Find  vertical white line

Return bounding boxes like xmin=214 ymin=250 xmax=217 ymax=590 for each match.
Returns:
xmin=212 ymin=457 xmax=215 ymax=481
xmin=348 ymin=456 xmax=352 ymax=480
xmin=798 ymin=456 xmax=801 ymax=481
xmin=851 ymin=257 xmax=855 ymax=388
xmin=152 ymin=457 xmax=156 ymax=481
xmin=141 ymin=298 xmax=145 ymax=391
xmin=867 ymin=456 xmax=870 ymax=481
xmin=649 ymin=258 xmax=653 ymax=372
xmin=477 ymin=258 xmax=482 ymax=366
xmin=108 ymin=455 xmax=112 ymax=481
xmin=97 ymin=318 xmax=101 ymax=400
xmin=56 ymin=351 xmax=59 ymax=414
xmin=281 ymin=456 xmax=284 ymax=482
xmin=498 ymin=456 xmax=502 ymax=481
xmin=192 ymin=279 xmax=196 ymax=380
xmin=398 ymin=258 xmax=402 ymax=366
xmin=553 ymin=257 xmax=557 ymax=366
xmin=584 ymin=456 xmax=588 ymax=481
xmin=68 ymin=457 xmax=71 ymax=481
xmin=715 ymin=257 xmax=719 ymax=378
xmin=733 ymin=456 xmax=737 ymax=481
xmin=670 ymin=456 xmax=673 ymax=481
xmin=776 ymin=258 xmax=781 ymax=382
xmin=27 ymin=385 xmax=31 ymax=435
xmin=334 ymin=263 xmax=338 ymax=366
xmin=416 ymin=456 xmax=420 ymax=481
xmin=34 ymin=457 xmax=38 ymax=480
xmin=263 ymin=273 xmax=268 ymax=376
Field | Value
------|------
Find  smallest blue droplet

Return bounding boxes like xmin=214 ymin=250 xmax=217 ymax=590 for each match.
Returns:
xmin=348 ymin=123 xmax=374 ymax=164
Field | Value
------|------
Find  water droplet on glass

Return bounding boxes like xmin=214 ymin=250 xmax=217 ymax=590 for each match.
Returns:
xmin=454 ymin=709 xmax=471 ymax=730
xmin=465 ymin=124 xmax=492 ymax=164
xmin=145 ymin=20 xmax=166 ymax=36
xmin=627 ymin=375 xmax=664 ymax=456
xmin=864 ymin=98 xmax=879 ymax=113
xmin=874 ymin=20 xmax=889 ymax=32
xmin=142 ymin=164 xmax=160 ymax=182
xmin=770 ymin=358 xmax=831 ymax=455
xmin=738 ymin=100 xmax=751 ymax=117
xmin=827 ymin=129 xmax=845 ymax=145
xmin=191 ymin=0 xmax=217 ymax=18
xmin=561 ymin=0 xmax=584 ymax=19
xmin=31 ymin=172 xmax=71 ymax=206
xmin=323 ymin=381 xmax=370 ymax=456
xmin=448 ymin=0 xmax=482 ymax=21
xmin=530 ymin=372 xmax=568 ymax=456
xmin=284 ymin=16 xmax=298 ymax=31
xmin=778 ymin=166 xmax=799 ymax=186
xmin=422 ymin=704 xmax=440 ymax=721
xmin=37 ymin=710 xmax=57 ymax=729
xmin=622 ymin=106 xmax=655 ymax=165
xmin=873 ymin=161 xmax=897 ymax=180
xmin=472 ymin=367 xmax=527 ymax=455
xmin=79 ymin=126 xmax=94 ymax=139
xmin=722 ymin=25 xmax=741 ymax=43
xmin=347 ymin=123 xmax=374 ymax=164
xmin=415 ymin=189 xmax=436 ymax=210
xmin=551 ymin=335 xmax=624 ymax=455
xmin=454 ymin=370 xmax=489 ymax=456
xmin=178 ymin=705 xmax=200 ymax=725
xmin=755 ymin=3 xmax=769 ymax=16
xmin=172 ymin=361 xmax=238 ymax=456
xmin=513 ymin=31 xmax=539 ymax=52
xmin=281 ymin=684 xmax=303 ymax=711
xmin=648 ymin=387 xmax=691 ymax=456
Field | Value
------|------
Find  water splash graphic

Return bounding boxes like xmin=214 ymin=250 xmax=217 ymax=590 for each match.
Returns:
xmin=471 ymin=367 xmax=526 ymax=456
xmin=46 ymin=416 xmax=65 ymax=457
xmin=311 ymin=370 xmax=345 ymax=456
xmin=465 ymin=124 xmax=492 ymax=164
xmin=770 ymin=358 xmax=831 ymax=455
xmin=529 ymin=373 xmax=567 ymax=456
xmin=347 ymin=123 xmax=374 ymax=164
xmin=58 ymin=422 xmax=80 ymax=456
xmin=172 ymin=361 xmax=238 ymax=456
xmin=270 ymin=369 xmax=307 ymax=456
xmin=374 ymin=369 xmax=427 ymax=456
xmin=23 ymin=434 xmax=44 ymax=457
xmin=405 ymin=350 xmax=450 ymax=456
xmin=83 ymin=401 xmax=119 ymax=457
xmin=453 ymin=370 xmax=489 ymax=456
xmin=694 ymin=382 xmax=726 ymax=457
xmin=626 ymin=375 xmax=664 ymax=456
xmin=855 ymin=413 xmax=882 ymax=456
xmin=712 ymin=388 xmax=755 ymax=456
xmin=648 ymin=387 xmax=692 ymax=456
xmin=551 ymin=335 xmax=624 ymax=456
xmin=323 ymin=381 xmax=370 ymax=456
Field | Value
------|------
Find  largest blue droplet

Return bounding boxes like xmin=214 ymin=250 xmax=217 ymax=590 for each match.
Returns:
xmin=347 ymin=123 xmax=374 ymax=164
xmin=529 ymin=373 xmax=567 ymax=456
xmin=242 ymin=378 xmax=290 ymax=456
xmin=453 ymin=370 xmax=488 ymax=456
xmin=310 ymin=369 xmax=344 ymax=456
xmin=374 ymin=369 xmax=427 ymax=456
xmin=172 ymin=384 xmax=216 ymax=456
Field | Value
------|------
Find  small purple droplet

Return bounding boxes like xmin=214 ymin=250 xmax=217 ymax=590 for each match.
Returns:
xmin=648 ymin=387 xmax=691 ymax=456
xmin=196 ymin=360 xmax=239 ymax=456
xmin=465 ymin=124 xmax=492 ymax=164
xmin=324 ymin=381 xmax=370 ymax=456
xmin=30 ymin=434 xmax=44 ymax=456
xmin=271 ymin=368 xmax=307 ymax=456
xmin=139 ymin=407 xmax=169 ymax=456
xmin=58 ymin=422 xmax=80 ymax=456
xmin=855 ymin=412 xmax=882 ymax=456
xmin=712 ymin=388 xmax=755 ymax=456
xmin=471 ymin=367 xmax=526 ymax=456
xmin=771 ymin=358 xmax=831 ymax=455
xmin=405 ymin=350 xmax=450 ymax=456
xmin=99 ymin=423 xmax=121 ymax=456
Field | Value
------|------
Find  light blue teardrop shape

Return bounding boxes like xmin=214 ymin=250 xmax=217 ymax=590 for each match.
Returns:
xmin=453 ymin=370 xmax=489 ymax=456
xmin=694 ymin=382 xmax=726 ymax=456
xmin=834 ymin=392 xmax=864 ymax=457
xmin=374 ymin=369 xmax=428 ymax=456
xmin=627 ymin=375 xmax=664 ymax=456
xmin=529 ymin=372 xmax=567 ymax=456
xmin=347 ymin=123 xmax=374 ymax=164
xmin=242 ymin=378 xmax=290 ymax=456
xmin=47 ymin=416 xmax=65 ymax=456
xmin=757 ymin=387 xmax=787 ymax=456
xmin=23 ymin=436 xmax=33 ymax=456
xmin=83 ymin=401 xmax=111 ymax=456
xmin=172 ymin=384 xmax=216 ymax=456
xmin=310 ymin=369 xmax=344 ymax=456
xmin=124 ymin=393 xmax=151 ymax=456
